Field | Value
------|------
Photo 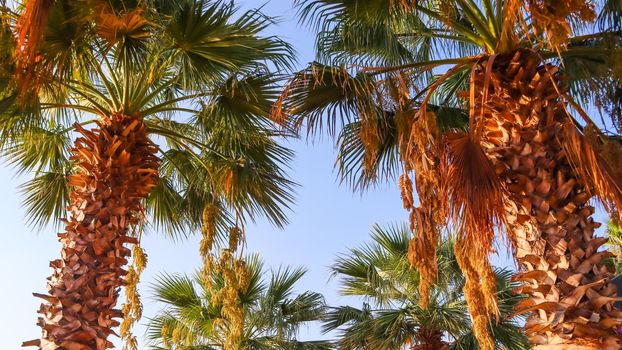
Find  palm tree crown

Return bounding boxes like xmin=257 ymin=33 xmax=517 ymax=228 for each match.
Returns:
xmin=1 ymin=1 xmax=298 ymax=349
xmin=2 ymin=0 xmax=296 ymax=234
xmin=325 ymin=223 xmax=529 ymax=350
xmin=147 ymin=255 xmax=331 ymax=350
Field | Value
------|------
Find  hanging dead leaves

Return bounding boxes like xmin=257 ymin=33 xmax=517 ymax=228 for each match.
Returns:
xmin=397 ymin=47 xmax=622 ymax=349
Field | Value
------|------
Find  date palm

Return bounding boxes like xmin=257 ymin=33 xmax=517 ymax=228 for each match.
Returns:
xmin=0 ymin=1 xmax=295 ymax=349
xmin=325 ymin=223 xmax=529 ymax=350
xmin=146 ymin=255 xmax=331 ymax=350
xmin=276 ymin=0 xmax=622 ymax=348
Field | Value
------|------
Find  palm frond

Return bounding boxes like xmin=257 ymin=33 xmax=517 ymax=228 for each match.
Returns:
xmin=164 ymin=0 xmax=294 ymax=89
xmin=274 ymin=62 xmax=379 ymax=136
xmin=151 ymin=273 xmax=202 ymax=308
xmin=19 ymin=171 xmax=69 ymax=229
xmin=5 ymin=125 xmax=71 ymax=175
xmin=267 ymin=265 xmax=307 ymax=304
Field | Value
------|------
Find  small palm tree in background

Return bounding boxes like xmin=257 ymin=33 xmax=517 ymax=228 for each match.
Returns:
xmin=325 ymin=223 xmax=529 ymax=350
xmin=276 ymin=1 xmax=622 ymax=348
xmin=147 ymin=255 xmax=331 ymax=350
xmin=606 ymin=221 xmax=622 ymax=274
xmin=0 ymin=1 xmax=295 ymax=349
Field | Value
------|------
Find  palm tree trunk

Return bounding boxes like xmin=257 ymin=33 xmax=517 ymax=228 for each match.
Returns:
xmin=412 ymin=328 xmax=448 ymax=350
xmin=475 ymin=49 xmax=622 ymax=349
xmin=23 ymin=114 xmax=159 ymax=350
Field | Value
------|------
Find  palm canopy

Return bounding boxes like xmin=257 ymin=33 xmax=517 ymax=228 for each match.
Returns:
xmin=0 ymin=0 xmax=296 ymax=237
xmin=324 ymin=223 xmax=529 ymax=350
xmin=147 ymin=254 xmax=331 ymax=350
xmin=276 ymin=1 xmax=622 ymax=348
xmin=276 ymin=0 xmax=622 ymax=189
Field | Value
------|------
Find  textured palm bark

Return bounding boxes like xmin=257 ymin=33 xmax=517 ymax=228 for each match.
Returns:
xmin=23 ymin=114 xmax=159 ymax=350
xmin=474 ymin=49 xmax=622 ymax=349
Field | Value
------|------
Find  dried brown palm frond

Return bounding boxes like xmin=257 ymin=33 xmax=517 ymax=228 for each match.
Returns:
xmin=560 ymin=121 xmax=622 ymax=219
xmin=96 ymin=8 xmax=151 ymax=50
xmin=401 ymin=64 xmax=472 ymax=309
xmin=15 ymin=0 xmax=54 ymax=63
xmin=404 ymin=110 xmax=445 ymax=308
xmin=585 ymin=128 xmax=622 ymax=186
xmin=398 ymin=173 xmax=414 ymax=211
xmin=359 ymin=107 xmax=383 ymax=173
xmin=13 ymin=0 xmax=56 ymax=99
xmin=407 ymin=207 xmax=438 ymax=307
xmin=393 ymin=0 xmax=416 ymax=12
xmin=499 ymin=0 xmax=598 ymax=52
xmin=393 ymin=65 xmax=462 ymax=309
xmin=441 ymin=131 xmax=506 ymax=350
xmin=443 ymin=131 xmax=506 ymax=257
xmin=525 ymin=0 xmax=596 ymax=48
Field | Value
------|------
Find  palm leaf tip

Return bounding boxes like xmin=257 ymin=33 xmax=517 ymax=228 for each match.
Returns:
xmin=19 ymin=171 xmax=69 ymax=229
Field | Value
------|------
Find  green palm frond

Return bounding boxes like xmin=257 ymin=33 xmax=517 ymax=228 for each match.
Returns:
xmin=266 ymin=265 xmax=308 ymax=303
xmin=145 ymin=176 xmax=187 ymax=238
xmin=598 ymin=0 xmax=622 ymax=31
xmin=164 ymin=0 xmax=294 ymax=89
xmin=276 ymin=62 xmax=380 ymax=136
xmin=559 ymin=32 xmax=622 ymax=131
xmin=5 ymin=125 xmax=72 ymax=175
xmin=151 ymin=273 xmax=202 ymax=308
xmin=37 ymin=1 xmax=94 ymax=82
xmin=197 ymin=72 xmax=284 ymax=133
xmin=322 ymin=304 xmax=372 ymax=333
xmin=315 ymin=16 xmax=415 ymax=66
xmin=276 ymin=60 xmax=471 ymax=191
xmin=19 ymin=171 xmax=69 ymax=229
xmin=336 ymin=115 xmax=401 ymax=191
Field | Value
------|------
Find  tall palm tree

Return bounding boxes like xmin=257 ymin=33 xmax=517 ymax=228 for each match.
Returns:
xmin=0 ymin=1 xmax=295 ymax=350
xmin=325 ymin=223 xmax=529 ymax=350
xmin=275 ymin=1 xmax=622 ymax=348
xmin=146 ymin=254 xmax=331 ymax=350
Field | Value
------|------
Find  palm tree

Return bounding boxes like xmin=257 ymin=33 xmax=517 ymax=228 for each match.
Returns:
xmin=324 ymin=223 xmax=529 ymax=350
xmin=275 ymin=1 xmax=622 ymax=348
xmin=606 ymin=221 xmax=622 ymax=274
xmin=146 ymin=254 xmax=331 ymax=350
xmin=0 ymin=1 xmax=295 ymax=349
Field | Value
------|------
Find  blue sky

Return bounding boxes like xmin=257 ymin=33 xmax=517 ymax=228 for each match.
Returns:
xmin=0 ymin=1 xmax=611 ymax=349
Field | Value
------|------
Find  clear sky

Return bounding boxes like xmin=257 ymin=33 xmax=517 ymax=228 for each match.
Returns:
xmin=0 ymin=1 xmax=610 ymax=349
